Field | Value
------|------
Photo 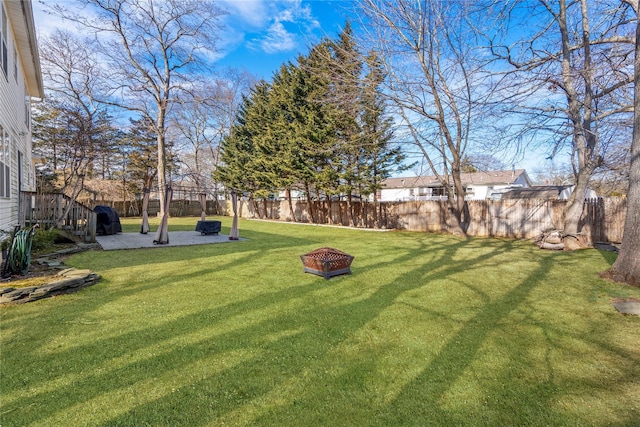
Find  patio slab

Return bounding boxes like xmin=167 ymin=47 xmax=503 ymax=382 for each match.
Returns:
xmin=96 ymin=232 xmax=245 ymax=251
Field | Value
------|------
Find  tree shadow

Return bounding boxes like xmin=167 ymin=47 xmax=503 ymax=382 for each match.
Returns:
xmin=2 ymin=235 xmax=511 ymax=425
xmin=3 ymin=233 xmax=633 ymax=426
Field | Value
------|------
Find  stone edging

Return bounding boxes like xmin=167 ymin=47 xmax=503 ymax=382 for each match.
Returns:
xmin=0 ymin=268 xmax=100 ymax=305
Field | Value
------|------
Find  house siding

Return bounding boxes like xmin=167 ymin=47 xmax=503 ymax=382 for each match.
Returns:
xmin=0 ymin=0 xmax=39 ymax=232
xmin=379 ymin=170 xmax=532 ymax=202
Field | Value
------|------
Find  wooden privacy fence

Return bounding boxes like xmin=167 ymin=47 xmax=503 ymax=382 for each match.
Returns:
xmin=98 ymin=196 xmax=626 ymax=244
xmin=109 ymin=199 xmax=225 ymax=218
xmin=239 ymin=197 xmax=626 ymax=244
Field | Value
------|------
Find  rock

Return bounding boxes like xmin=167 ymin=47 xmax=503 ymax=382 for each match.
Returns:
xmin=539 ymin=242 xmax=564 ymax=250
xmin=612 ymin=299 xmax=640 ymax=316
xmin=0 ymin=268 xmax=100 ymax=304
xmin=545 ymin=231 xmax=563 ymax=244
xmin=563 ymin=235 xmax=589 ymax=250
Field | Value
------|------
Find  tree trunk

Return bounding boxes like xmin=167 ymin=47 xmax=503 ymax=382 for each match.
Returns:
xmin=448 ymin=168 xmax=468 ymax=236
xmin=607 ymin=166 xmax=640 ymax=286
xmin=558 ymin=0 xmax=597 ymax=241
xmin=252 ymin=198 xmax=260 ymax=219
xmin=157 ymin=124 xmax=168 ymax=217
xmin=346 ymin=193 xmax=355 ymax=227
xmin=606 ymin=4 xmax=640 ymax=286
xmin=563 ymin=168 xmax=592 ymax=235
xmin=304 ymin=182 xmax=316 ymax=223
xmin=361 ymin=200 xmax=367 ymax=228
xmin=373 ymin=192 xmax=380 ymax=228
xmin=286 ymin=188 xmax=296 ymax=222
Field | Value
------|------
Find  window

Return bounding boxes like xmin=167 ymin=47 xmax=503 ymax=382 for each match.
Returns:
xmin=0 ymin=125 xmax=10 ymax=198
xmin=1 ymin=5 xmax=7 ymax=78
xmin=465 ymin=186 xmax=475 ymax=197
xmin=432 ymin=187 xmax=447 ymax=197
xmin=13 ymin=42 xmax=17 ymax=81
xmin=18 ymin=150 xmax=23 ymax=191
xmin=24 ymin=95 xmax=30 ymax=127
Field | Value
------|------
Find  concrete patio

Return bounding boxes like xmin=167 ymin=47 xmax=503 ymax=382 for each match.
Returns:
xmin=96 ymin=231 xmax=245 ymax=251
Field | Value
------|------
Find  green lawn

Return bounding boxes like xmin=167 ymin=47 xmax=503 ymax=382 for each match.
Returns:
xmin=1 ymin=217 xmax=639 ymax=426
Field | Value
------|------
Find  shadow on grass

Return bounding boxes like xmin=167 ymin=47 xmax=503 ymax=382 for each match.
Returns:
xmin=369 ymin=254 xmax=556 ymax=425
xmin=2 ymin=232 xmax=636 ymax=426
xmin=0 ymin=236 xmax=485 ymax=424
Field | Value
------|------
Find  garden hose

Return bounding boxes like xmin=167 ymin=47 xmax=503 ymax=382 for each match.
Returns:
xmin=4 ymin=225 xmax=39 ymax=276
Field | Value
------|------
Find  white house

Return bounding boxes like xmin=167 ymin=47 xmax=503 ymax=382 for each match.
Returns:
xmin=501 ymin=185 xmax=598 ymax=200
xmin=379 ymin=169 xmax=532 ymax=201
xmin=0 ymin=0 xmax=43 ymax=232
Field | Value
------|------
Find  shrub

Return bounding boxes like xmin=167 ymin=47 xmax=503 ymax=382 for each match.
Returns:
xmin=30 ymin=227 xmax=60 ymax=253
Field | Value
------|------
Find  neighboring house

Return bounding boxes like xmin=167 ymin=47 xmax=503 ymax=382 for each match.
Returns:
xmin=501 ymin=185 xmax=598 ymax=200
xmin=0 ymin=0 xmax=43 ymax=232
xmin=379 ymin=169 xmax=532 ymax=201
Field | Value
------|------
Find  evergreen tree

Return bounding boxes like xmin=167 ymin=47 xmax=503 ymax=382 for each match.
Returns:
xmin=215 ymin=82 xmax=272 ymax=203
xmin=360 ymin=50 xmax=408 ymax=226
xmin=215 ymin=22 xmax=407 ymax=227
xmin=126 ymin=118 xmax=160 ymax=194
xmin=296 ymin=44 xmax=341 ymax=223
xmin=329 ymin=22 xmax=364 ymax=225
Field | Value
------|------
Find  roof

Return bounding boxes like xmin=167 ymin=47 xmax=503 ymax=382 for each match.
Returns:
xmin=4 ymin=0 xmax=44 ymax=98
xmin=383 ymin=169 xmax=530 ymax=189
xmin=501 ymin=186 xmax=570 ymax=200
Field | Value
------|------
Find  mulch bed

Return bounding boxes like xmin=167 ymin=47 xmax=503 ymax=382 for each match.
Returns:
xmin=1 ymin=245 xmax=101 ymax=304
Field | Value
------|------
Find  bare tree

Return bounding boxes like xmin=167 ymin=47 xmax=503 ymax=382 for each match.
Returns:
xmin=50 ymin=0 xmax=226 ymax=216
xmin=357 ymin=0 xmax=489 ymax=235
xmin=172 ymin=68 xmax=256 ymax=195
xmin=606 ymin=0 xmax=640 ymax=286
xmin=38 ymin=29 xmax=107 ymax=224
xmin=489 ymin=0 xmax=635 ymax=240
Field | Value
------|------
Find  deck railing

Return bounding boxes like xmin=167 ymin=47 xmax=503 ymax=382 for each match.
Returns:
xmin=19 ymin=192 xmax=97 ymax=243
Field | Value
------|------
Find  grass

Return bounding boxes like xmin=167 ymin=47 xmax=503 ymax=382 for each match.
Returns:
xmin=1 ymin=216 xmax=639 ymax=426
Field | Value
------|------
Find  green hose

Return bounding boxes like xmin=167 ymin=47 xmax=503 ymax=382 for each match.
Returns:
xmin=4 ymin=226 xmax=38 ymax=276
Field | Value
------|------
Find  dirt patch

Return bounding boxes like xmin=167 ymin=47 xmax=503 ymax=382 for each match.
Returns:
xmin=1 ymin=262 xmax=62 ymax=288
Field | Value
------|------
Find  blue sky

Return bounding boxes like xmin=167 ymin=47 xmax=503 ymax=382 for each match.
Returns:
xmin=31 ymin=0 xmax=560 ymax=176
xmin=214 ymin=0 xmax=353 ymax=78
xmin=33 ymin=0 xmax=355 ymax=80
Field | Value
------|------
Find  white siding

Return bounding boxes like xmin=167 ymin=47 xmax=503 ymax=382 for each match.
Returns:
xmin=379 ymin=187 xmax=413 ymax=202
xmin=380 ymin=171 xmax=533 ymax=202
xmin=0 ymin=0 xmax=36 ymax=231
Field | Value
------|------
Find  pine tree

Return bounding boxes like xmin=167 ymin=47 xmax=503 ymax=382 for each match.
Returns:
xmin=215 ymin=82 xmax=272 ymax=205
xmin=327 ymin=22 xmax=364 ymax=225
xmin=215 ymin=22 xmax=407 ymax=227
xmin=360 ymin=50 xmax=408 ymax=227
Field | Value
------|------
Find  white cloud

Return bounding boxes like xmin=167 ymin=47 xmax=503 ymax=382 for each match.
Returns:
xmin=222 ymin=0 xmax=321 ymax=54
xmin=259 ymin=21 xmax=297 ymax=53
xmin=219 ymin=0 xmax=269 ymax=28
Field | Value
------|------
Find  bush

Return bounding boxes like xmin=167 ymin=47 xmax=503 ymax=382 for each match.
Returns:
xmin=1 ymin=226 xmax=62 ymax=255
xmin=1 ymin=228 xmax=17 ymax=252
xmin=30 ymin=227 xmax=60 ymax=253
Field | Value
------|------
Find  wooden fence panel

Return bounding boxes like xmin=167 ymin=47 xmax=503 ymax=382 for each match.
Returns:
xmin=238 ymin=197 xmax=625 ymax=243
xmin=96 ymin=195 xmax=627 ymax=244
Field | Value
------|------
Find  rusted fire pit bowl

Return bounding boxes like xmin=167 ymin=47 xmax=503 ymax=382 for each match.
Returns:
xmin=300 ymin=247 xmax=354 ymax=280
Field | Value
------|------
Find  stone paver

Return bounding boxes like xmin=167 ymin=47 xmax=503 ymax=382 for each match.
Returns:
xmin=612 ymin=299 xmax=640 ymax=316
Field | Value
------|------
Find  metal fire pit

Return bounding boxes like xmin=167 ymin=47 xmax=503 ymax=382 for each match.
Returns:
xmin=300 ymin=247 xmax=354 ymax=280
